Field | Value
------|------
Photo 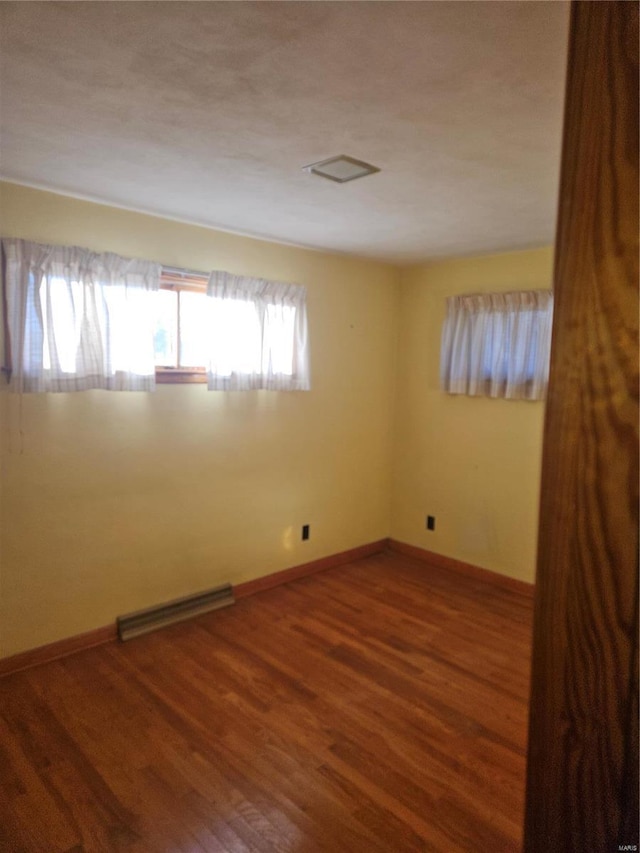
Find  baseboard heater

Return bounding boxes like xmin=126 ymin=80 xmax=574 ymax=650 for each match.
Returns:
xmin=117 ymin=583 xmax=235 ymax=641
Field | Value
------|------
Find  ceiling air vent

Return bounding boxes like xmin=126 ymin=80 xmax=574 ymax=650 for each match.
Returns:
xmin=303 ymin=155 xmax=380 ymax=183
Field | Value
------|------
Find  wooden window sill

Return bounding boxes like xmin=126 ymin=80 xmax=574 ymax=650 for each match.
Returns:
xmin=156 ymin=369 xmax=207 ymax=384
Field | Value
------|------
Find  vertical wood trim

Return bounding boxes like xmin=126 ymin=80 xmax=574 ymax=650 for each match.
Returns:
xmin=524 ymin=3 xmax=639 ymax=852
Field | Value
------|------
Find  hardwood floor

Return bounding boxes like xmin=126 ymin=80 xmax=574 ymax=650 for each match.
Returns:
xmin=0 ymin=551 xmax=533 ymax=852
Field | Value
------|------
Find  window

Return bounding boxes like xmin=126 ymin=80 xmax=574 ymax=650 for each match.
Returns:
xmin=154 ymin=270 xmax=209 ymax=383
xmin=440 ymin=290 xmax=553 ymax=400
xmin=2 ymin=238 xmax=160 ymax=392
xmin=206 ymin=271 xmax=309 ymax=391
xmin=2 ymin=239 xmax=311 ymax=393
xmin=154 ymin=268 xmax=311 ymax=390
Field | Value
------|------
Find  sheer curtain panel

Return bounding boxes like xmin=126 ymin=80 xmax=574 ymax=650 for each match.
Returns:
xmin=440 ymin=290 xmax=553 ymax=401
xmin=206 ymin=271 xmax=310 ymax=391
xmin=2 ymin=239 xmax=161 ymax=392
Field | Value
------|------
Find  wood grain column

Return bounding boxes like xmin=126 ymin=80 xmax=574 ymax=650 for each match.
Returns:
xmin=524 ymin=3 xmax=639 ymax=852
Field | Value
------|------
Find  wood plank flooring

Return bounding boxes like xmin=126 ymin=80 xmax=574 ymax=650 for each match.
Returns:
xmin=0 ymin=551 xmax=533 ymax=852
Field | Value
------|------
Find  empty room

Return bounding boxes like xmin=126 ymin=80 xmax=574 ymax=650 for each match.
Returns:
xmin=0 ymin=2 xmax=637 ymax=852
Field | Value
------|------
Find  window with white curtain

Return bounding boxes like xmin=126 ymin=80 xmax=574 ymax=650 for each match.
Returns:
xmin=205 ymin=271 xmax=310 ymax=391
xmin=2 ymin=238 xmax=161 ymax=392
xmin=152 ymin=269 xmax=310 ymax=391
xmin=2 ymin=239 xmax=311 ymax=393
xmin=440 ymin=290 xmax=553 ymax=401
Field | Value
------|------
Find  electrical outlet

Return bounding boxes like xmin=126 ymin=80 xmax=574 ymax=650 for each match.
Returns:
xmin=426 ymin=515 xmax=436 ymax=531
xmin=302 ymin=524 xmax=310 ymax=541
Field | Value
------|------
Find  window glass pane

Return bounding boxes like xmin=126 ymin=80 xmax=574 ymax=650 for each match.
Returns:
xmin=154 ymin=289 xmax=178 ymax=367
xmin=179 ymin=291 xmax=210 ymax=367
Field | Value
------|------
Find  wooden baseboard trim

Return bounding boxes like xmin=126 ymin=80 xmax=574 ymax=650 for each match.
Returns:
xmin=0 ymin=538 xmax=529 ymax=677
xmin=387 ymin=539 xmax=535 ymax=596
xmin=0 ymin=624 xmax=117 ymax=678
xmin=0 ymin=541 xmax=388 ymax=677
xmin=234 ymin=539 xmax=389 ymax=599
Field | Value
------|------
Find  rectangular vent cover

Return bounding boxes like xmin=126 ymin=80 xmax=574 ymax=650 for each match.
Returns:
xmin=302 ymin=154 xmax=380 ymax=183
xmin=117 ymin=583 xmax=235 ymax=641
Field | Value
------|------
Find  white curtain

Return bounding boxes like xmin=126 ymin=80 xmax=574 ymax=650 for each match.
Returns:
xmin=440 ymin=290 xmax=553 ymax=401
xmin=206 ymin=271 xmax=310 ymax=391
xmin=2 ymin=238 xmax=161 ymax=392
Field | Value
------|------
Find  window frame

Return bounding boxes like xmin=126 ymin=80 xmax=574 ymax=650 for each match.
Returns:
xmin=155 ymin=269 xmax=209 ymax=384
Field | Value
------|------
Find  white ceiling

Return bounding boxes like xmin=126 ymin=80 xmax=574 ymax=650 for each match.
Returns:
xmin=0 ymin=1 xmax=570 ymax=264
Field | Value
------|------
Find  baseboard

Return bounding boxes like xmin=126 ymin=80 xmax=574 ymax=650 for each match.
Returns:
xmin=0 ymin=539 xmax=389 ymax=677
xmin=387 ymin=539 xmax=535 ymax=596
xmin=0 ymin=539 xmax=528 ymax=676
xmin=0 ymin=624 xmax=117 ymax=678
xmin=234 ymin=538 xmax=389 ymax=599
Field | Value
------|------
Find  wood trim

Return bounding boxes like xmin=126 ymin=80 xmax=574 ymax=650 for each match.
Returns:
xmin=387 ymin=539 xmax=535 ymax=597
xmin=160 ymin=270 xmax=208 ymax=291
xmin=0 ymin=541 xmax=533 ymax=679
xmin=0 ymin=539 xmax=533 ymax=677
xmin=160 ymin=281 xmax=207 ymax=294
xmin=234 ymin=539 xmax=389 ymax=599
xmin=0 ymin=541 xmax=389 ymax=676
xmin=0 ymin=624 xmax=117 ymax=678
xmin=156 ymin=368 xmax=207 ymax=384
xmin=525 ymin=3 xmax=639 ymax=850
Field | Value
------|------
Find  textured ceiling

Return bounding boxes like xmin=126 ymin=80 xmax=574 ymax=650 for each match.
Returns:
xmin=0 ymin=1 xmax=570 ymax=264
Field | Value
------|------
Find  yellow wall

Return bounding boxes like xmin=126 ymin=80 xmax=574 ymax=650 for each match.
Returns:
xmin=0 ymin=182 xmax=399 ymax=657
xmin=0 ymin=182 xmax=553 ymax=658
xmin=390 ymin=248 xmax=553 ymax=583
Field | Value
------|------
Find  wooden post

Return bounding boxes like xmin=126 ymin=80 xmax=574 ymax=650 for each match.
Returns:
xmin=525 ymin=2 xmax=639 ymax=851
